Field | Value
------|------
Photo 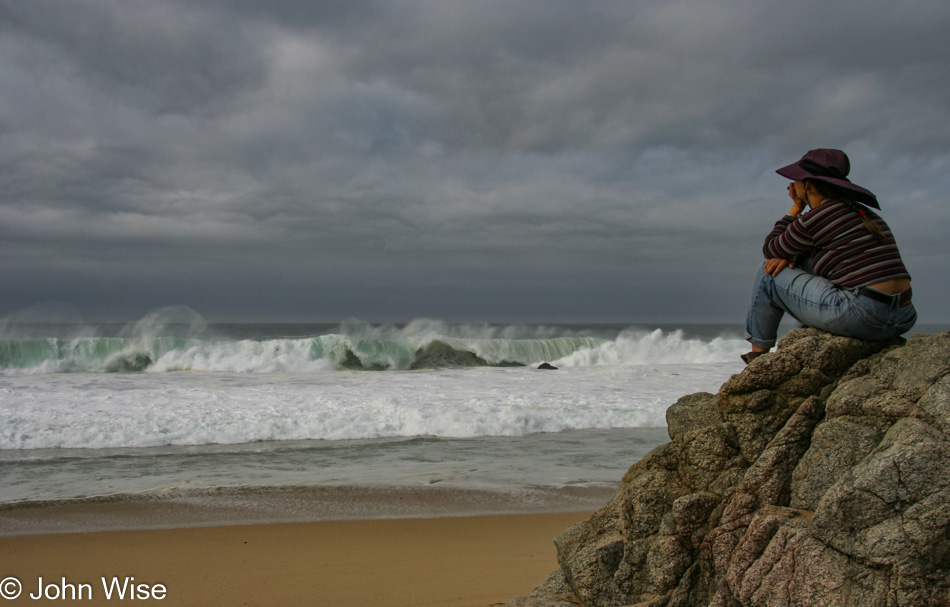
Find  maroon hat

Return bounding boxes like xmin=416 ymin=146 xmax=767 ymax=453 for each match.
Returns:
xmin=775 ymin=149 xmax=880 ymax=209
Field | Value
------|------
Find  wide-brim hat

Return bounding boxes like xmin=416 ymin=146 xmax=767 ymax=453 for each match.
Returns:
xmin=775 ymin=148 xmax=880 ymax=209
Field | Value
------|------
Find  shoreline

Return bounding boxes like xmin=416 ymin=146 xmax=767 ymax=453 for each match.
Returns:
xmin=0 ymin=483 xmax=615 ymax=536
xmin=0 ymin=511 xmax=588 ymax=607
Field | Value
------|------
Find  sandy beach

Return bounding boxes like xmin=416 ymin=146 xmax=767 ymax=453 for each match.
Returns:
xmin=0 ymin=511 xmax=587 ymax=606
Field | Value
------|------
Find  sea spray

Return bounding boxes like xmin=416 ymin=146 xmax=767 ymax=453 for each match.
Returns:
xmin=553 ymin=328 xmax=742 ymax=367
xmin=1 ymin=321 xmax=746 ymax=374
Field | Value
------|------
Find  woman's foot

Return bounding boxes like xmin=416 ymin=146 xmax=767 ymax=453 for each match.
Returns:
xmin=741 ymin=351 xmax=764 ymax=364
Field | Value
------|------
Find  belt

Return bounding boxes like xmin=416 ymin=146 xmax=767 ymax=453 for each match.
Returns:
xmin=858 ymin=286 xmax=913 ymax=307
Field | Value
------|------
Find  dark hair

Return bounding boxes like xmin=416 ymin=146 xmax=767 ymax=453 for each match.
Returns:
xmin=806 ymin=179 xmax=888 ymax=243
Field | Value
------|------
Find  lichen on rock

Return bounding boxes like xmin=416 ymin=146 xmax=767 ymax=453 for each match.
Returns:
xmin=509 ymin=329 xmax=950 ymax=607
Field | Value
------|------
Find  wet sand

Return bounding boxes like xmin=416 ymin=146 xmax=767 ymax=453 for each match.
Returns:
xmin=0 ymin=511 xmax=587 ymax=606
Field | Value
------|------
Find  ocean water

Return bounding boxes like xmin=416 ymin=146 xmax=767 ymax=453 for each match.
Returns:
xmin=2 ymin=311 xmax=942 ymax=533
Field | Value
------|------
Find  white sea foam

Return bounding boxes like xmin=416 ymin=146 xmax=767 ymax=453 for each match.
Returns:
xmin=1 ymin=317 xmax=747 ymax=452
xmin=147 ymin=339 xmax=336 ymax=373
xmin=552 ymin=328 xmax=744 ymax=367
xmin=0 ymin=361 xmax=741 ymax=451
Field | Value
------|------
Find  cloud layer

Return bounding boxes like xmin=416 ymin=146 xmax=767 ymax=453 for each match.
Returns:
xmin=2 ymin=0 xmax=949 ymax=323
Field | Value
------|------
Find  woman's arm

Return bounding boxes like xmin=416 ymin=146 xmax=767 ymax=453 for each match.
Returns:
xmin=761 ymin=183 xmax=811 ymax=275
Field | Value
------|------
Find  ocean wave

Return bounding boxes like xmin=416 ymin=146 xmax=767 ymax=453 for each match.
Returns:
xmin=0 ymin=335 xmax=592 ymax=374
xmin=0 ymin=329 xmax=745 ymax=374
xmin=0 ymin=307 xmax=747 ymax=374
xmin=552 ymin=328 xmax=745 ymax=367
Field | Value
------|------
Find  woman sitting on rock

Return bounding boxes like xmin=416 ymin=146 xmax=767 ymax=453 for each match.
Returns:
xmin=743 ymin=148 xmax=916 ymax=364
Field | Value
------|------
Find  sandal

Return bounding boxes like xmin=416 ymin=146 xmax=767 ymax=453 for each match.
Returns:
xmin=741 ymin=351 xmax=765 ymax=364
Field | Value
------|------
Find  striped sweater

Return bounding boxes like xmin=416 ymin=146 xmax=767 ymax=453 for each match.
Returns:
xmin=763 ymin=199 xmax=911 ymax=288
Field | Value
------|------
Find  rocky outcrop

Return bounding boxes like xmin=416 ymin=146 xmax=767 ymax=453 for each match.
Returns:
xmin=510 ymin=329 xmax=950 ymax=607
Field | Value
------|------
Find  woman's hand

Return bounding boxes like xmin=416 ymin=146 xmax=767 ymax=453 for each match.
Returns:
xmin=765 ymin=257 xmax=795 ymax=276
xmin=787 ymin=182 xmax=807 ymax=217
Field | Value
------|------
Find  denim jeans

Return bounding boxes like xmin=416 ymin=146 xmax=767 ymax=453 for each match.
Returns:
xmin=745 ymin=262 xmax=917 ymax=349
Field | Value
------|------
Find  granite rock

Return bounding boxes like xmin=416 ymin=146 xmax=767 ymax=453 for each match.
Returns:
xmin=510 ymin=329 xmax=950 ymax=607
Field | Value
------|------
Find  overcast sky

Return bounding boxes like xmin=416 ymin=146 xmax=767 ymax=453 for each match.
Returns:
xmin=2 ymin=0 xmax=949 ymax=325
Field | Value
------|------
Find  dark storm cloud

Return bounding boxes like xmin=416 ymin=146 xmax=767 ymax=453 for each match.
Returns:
xmin=0 ymin=1 xmax=268 ymax=114
xmin=2 ymin=0 xmax=949 ymax=322
xmin=215 ymin=0 xmax=950 ymax=154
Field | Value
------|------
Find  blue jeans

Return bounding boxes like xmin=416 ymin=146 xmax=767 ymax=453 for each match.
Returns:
xmin=745 ymin=262 xmax=917 ymax=349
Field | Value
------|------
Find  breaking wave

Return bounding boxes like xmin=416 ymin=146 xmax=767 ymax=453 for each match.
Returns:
xmin=0 ymin=331 xmax=745 ymax=374
xmin=0 ymin=311 xmax=747 ymax=374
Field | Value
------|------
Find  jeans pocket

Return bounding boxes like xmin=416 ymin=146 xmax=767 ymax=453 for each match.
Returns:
xmin=854 ymin=298 xmax=890 ymax=330
xmin=827 ymin=295 xmax=891 ymax=340
xmin=825 ymin=298 xmax=861 ymax=334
